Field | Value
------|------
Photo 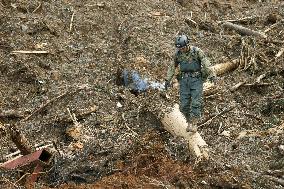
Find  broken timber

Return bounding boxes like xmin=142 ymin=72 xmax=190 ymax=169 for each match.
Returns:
xmin=204 ymin=59 xmax=240 ymax=95
xmin=9 ymin=125 xmax=33 ymax=155
xmin=161 ymin=104 xmax=209 ymax=159
xmin=211 ymin=59 xmax=239 ymax=76
xmin=222 ymin=21 xmax=267 ymax=38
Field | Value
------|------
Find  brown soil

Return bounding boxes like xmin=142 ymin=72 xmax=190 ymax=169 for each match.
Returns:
xmin=0 ymin=0 xmax=284 ymax=188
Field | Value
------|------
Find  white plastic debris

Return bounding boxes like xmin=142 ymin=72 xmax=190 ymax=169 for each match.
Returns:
xmin=117 ymin=102 xmax=123 ymax=108
xmin=220 ymin=130 xmax=231 ymax=137
xmin=278 ymin=145 xmax=284 ymax=155
xmin=201 ymin=180 xmax=208 ymax=185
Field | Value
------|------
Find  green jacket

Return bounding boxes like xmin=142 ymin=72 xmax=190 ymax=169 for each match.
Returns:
xmin=166 ymin=46 xmax=216 ymax=82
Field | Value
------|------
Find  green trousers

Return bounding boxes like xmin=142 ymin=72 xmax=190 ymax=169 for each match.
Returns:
xmin=179 ymin=75 xmax=203 ymax=121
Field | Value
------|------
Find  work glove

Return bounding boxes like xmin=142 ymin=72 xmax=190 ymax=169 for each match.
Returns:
xmin=165 ymin=80 xmax=171 ymax=90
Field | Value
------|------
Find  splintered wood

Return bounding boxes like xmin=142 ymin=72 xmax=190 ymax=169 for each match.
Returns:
xmin=9 ymin=126 xmax=32 ymax=155
xmin=65 ymin=108 xmax=82 ymax=140
xmin=0 ymin=122 xmax=5 ymax=137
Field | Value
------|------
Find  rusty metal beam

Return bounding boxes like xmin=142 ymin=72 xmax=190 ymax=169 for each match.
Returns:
xmin=1 ymin=149 xmax=52 ymax=170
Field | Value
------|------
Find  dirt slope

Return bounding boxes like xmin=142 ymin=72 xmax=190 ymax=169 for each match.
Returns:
xmin=0 ymin=0 xmax=284 ymax=188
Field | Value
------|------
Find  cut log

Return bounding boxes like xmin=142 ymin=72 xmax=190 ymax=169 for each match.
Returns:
xmin=161 ymin=104 xmax=208 ymax=159
xmin=222 ymin=21 xmax=267 ymax=38
xmin=211 ymin=59 xmax=239 ymax=76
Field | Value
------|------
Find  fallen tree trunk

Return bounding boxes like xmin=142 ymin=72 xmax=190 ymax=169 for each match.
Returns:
xmin=211 ymin=59 xmax=239 ymax=76
xmin=161 ymin=104 xmax=209 ymax=159
xmin=203 ymin=59 xmax=240 ymax=95
xmin=222 ymin=21 xmax=267 ymax=38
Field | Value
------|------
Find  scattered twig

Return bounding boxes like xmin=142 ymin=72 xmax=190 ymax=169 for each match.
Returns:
xmin=243 ymin=113 xmax=264 ymax=123
xmin=230 ymin=74 xmax=270 ymax=92
xmin=22 ymin=91 xmax=69 ymax=122
xmin=0 ymin=177 xmax=19 ymax=188
xmin=11 ymin=50 xmax=49 ymax=54
xmin=198 ymin=106 xmax=237 ymax=128
xmin=230 ymin=81 xmax=246 ymax=92
xmin=239 ymin=38 xmax=246 ymax=68
xmin=265 ymin=39 xmax=284 ymax=44
xmin=32 ymin=2 xmax=42 ymax=13
xmin=256 ymin=74 xmax=266 ymax=83
xmin=221 ymin=16 xmax=259 ymax=23
xmin=67 ymin=108 xmax=78 ymax=125
xmin=141 ymin=175 xmax=172 ymax=188
xmin=69 ymin=10 xmax=75 ymax=32
xmin=264 ymin=175 xmax=284 ymax=186
xmin=257 ymin=52 xmax=269 ymax=64
xmin=244 ymin=82 xmax=274 ymax=86
xmin=22 ymin=86 xmax=87 ymax=122
xmin=264 ymin=19 xmax=284 ymax=33
xmin=96 ymin=3 xmax=106 ymax=8
xmin=0 ymin=123 xmax=5 ymax=137
xmin=54 ymin=105 xmax=98 ymax=124
xmin=14 ymin=172 xmax=31 ymax=184
xmin=185 ymin=17 xmax=198 ymax=28
xmin=124 ymin=123 xmax=138 ymax=136
xmin=266 ymin=169 xmax=284 ymax=177
xmin=66 ymin=108 xmax=82 ymax=140
xmin=217 ymin=122 xmax=223 ymax=134
xmin=275 ymin=48 xmax=284 ymax=60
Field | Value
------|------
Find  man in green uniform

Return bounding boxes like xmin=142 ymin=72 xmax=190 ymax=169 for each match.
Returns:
xmin=165 ymin=34 xmax=216 ymax=133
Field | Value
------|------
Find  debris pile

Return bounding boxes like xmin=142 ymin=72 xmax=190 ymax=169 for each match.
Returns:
xmin=0 ymin=0 xmax=283 ymax=188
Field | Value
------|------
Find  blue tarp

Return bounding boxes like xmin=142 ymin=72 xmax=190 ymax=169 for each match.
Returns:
xmin=122 ymin=69 xmax=165 ymax=92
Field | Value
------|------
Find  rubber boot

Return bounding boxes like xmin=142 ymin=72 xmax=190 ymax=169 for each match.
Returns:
xmin=186 ymin=117 xmax=198 ymax=133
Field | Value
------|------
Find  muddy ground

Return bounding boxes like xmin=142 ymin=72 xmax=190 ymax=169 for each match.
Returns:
xmin=0 ymin=0 xmax=284 ymax=188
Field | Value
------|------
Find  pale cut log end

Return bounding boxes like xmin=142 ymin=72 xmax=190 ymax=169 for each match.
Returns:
xmin=161 ymin=104 xmax=209 ymax=159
